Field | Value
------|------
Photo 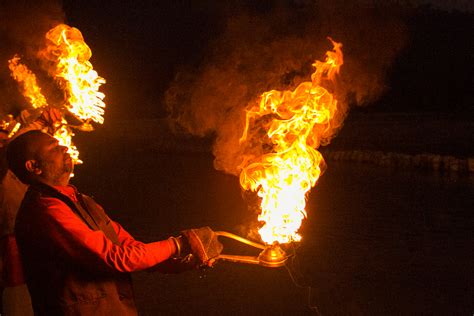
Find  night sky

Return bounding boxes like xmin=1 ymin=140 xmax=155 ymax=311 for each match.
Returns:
xmin=61 ymin=1 xmax=225 ymax=119
xmin=1 ymin=1 xmax=473 ymax=120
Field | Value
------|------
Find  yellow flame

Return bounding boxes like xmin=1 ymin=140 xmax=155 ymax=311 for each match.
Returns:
xmin=239 ymin=39 xmax=343 ymax=244
xmin=42 ymin=24 xmax=106 ymax=124
xmin=8 ymin=55 xmax=48 ymax=109
xmin=7 ymin=54 xmax=82 ymax=164
xmin=7 ymin=24 xmax=105 ymax=166
xmin=7 ymin=123 xmax=21 ymax=138
xmin=53 ymin=121 xmax=82 ymax=165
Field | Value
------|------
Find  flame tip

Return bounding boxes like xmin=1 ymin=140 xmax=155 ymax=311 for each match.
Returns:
xmin=240 ymin=39 xmax=344 ymax=244
xmin=8 ymin=23 xmax=107 ymax=166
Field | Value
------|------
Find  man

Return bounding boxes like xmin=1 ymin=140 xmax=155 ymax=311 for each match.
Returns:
xmin=6 ymin=130 xmax=222 ymax=315
xmin=1 ymin=107 xmax=72 ymax=316
xmin=0 ymin=105 xmax=62 ymax=316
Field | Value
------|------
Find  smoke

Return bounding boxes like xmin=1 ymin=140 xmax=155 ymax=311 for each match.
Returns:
xmin=165 ymin=0 xmax=407 ymax=176
xmin=0 ymin=0 xmax=64 ymax=115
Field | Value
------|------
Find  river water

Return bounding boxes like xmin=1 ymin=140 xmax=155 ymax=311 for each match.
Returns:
xmin=73 ymin=146 xmax=473 ymax=315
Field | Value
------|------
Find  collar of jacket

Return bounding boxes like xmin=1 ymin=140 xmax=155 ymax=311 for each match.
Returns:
xmin=28 ymin=182 xmax=120 ymax=246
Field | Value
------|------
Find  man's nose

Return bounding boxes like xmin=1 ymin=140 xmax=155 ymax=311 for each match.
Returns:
xmin=60 ymin=145 xmax=68 ymax=153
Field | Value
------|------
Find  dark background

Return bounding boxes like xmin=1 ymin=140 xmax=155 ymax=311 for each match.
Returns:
xmin=60 ymin=1 xmax=221 ymax=119
xmin=59 ymin=0 xmax=473 ymax=119
xmin=1 ymin=1 xmax=473 ymax=314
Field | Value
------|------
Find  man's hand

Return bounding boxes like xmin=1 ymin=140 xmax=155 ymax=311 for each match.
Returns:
xmin=181 ymin=227 xmax=223 ymax=267
xmin=36 ymin=107 xmax=62 ymax=127
xmin=18 ymin=107 xmax=62 ymax=133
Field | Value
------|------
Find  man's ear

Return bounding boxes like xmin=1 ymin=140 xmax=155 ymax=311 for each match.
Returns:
xmin=25 ymin=160 xmax=42 ymax=175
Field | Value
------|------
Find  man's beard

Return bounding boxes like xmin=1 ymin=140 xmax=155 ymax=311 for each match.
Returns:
xmin=39 ymin=159 xmax=73 ymax=183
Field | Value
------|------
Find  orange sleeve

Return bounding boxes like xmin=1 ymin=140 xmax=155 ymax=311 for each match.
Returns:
xmin=36 ymin=197 xmax=176 ymax=273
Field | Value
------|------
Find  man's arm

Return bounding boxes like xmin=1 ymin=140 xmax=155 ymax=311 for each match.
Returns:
xmin=37 ymin=197 xmax=177 ymax=273
xmin=111 ymin=220 xmax=143 ymax=246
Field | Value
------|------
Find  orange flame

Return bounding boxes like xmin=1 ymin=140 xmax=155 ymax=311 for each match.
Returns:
xmin=7 ymin=53 xmax=82 ymax=164
xmin=41 ymin=24 xmax=106 ymax=124
xmin=239 ymin=39 xmax=343 ymax=244
xmin=0 ymin=115 xmax=21 ymax=138
xmin=8 ymin=55 xmax=48 ymax=109
xmin=7 ymin=24 xmax=106 ymax=166
xmin=53 ymin=121 xmax=82 ymax=165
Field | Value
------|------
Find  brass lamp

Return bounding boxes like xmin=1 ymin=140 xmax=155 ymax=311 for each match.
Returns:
xmin=215 ymin=231 xmax=288 ymax=268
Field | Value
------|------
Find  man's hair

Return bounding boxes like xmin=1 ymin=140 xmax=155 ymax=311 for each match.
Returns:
xmin=6 ymin=130 xmax=49 ymax=184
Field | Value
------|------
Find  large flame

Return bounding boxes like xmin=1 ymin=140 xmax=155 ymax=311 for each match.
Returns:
xmin=239 ymin=39 xmax=343 ymax=244
xmin=7 ymin=24 xmax=106 ymax=166
xmin=40 ymin=24 xmax=106 ymax=124
xmin=8 ymin=55 xmax=48 ymax=109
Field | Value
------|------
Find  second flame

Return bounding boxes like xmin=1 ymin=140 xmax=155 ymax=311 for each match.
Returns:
xmin=239 ymin=39 xmax=343 ymax=244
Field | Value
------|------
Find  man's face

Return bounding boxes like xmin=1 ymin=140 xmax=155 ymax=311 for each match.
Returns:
xmin=32 ymin=134 xmax=73 ymax=184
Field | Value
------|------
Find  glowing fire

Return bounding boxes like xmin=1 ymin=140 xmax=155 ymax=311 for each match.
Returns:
xmin=53 ymin=121 xmax=82 ymax=164
xmin=7 ymin=24 xmax=106 ymax=165
xmin=0 ymin=115 xmax=21 ymax=138
xmin=8 ymin=55 xmax=48 ymax=109
xmin=40 ymin=24 xmax=106 ymax=124
xmin=239 ymin=39 xmax=343 ymax=244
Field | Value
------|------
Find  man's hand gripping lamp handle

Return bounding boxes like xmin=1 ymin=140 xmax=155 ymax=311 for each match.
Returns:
xmin=214 ymin=231 xmax=288 ymax=268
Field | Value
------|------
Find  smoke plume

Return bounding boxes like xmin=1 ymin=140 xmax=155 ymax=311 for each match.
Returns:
xmin=0 ymin=0 xmax=64 ymax=115
xmin=166 ymin=0 xmax=407 ymax=176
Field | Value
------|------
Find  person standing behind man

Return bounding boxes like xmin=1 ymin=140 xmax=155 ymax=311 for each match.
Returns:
xmin=0 ymin=129 xmax=32 ymax=316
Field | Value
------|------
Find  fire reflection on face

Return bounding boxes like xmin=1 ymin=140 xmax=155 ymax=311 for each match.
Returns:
xmin=35 ymin=134 xmax=74 ymax=184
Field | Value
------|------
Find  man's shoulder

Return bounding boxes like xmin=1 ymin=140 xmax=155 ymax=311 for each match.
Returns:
xmin=22 ymin=186 xmax=71 ymax=211
xmin=16 ymin=187 xmax=72 ymax=235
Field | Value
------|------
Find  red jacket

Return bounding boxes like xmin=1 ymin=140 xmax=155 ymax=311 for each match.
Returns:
xmin=15 ymin=183 xmax=176 ymax=315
